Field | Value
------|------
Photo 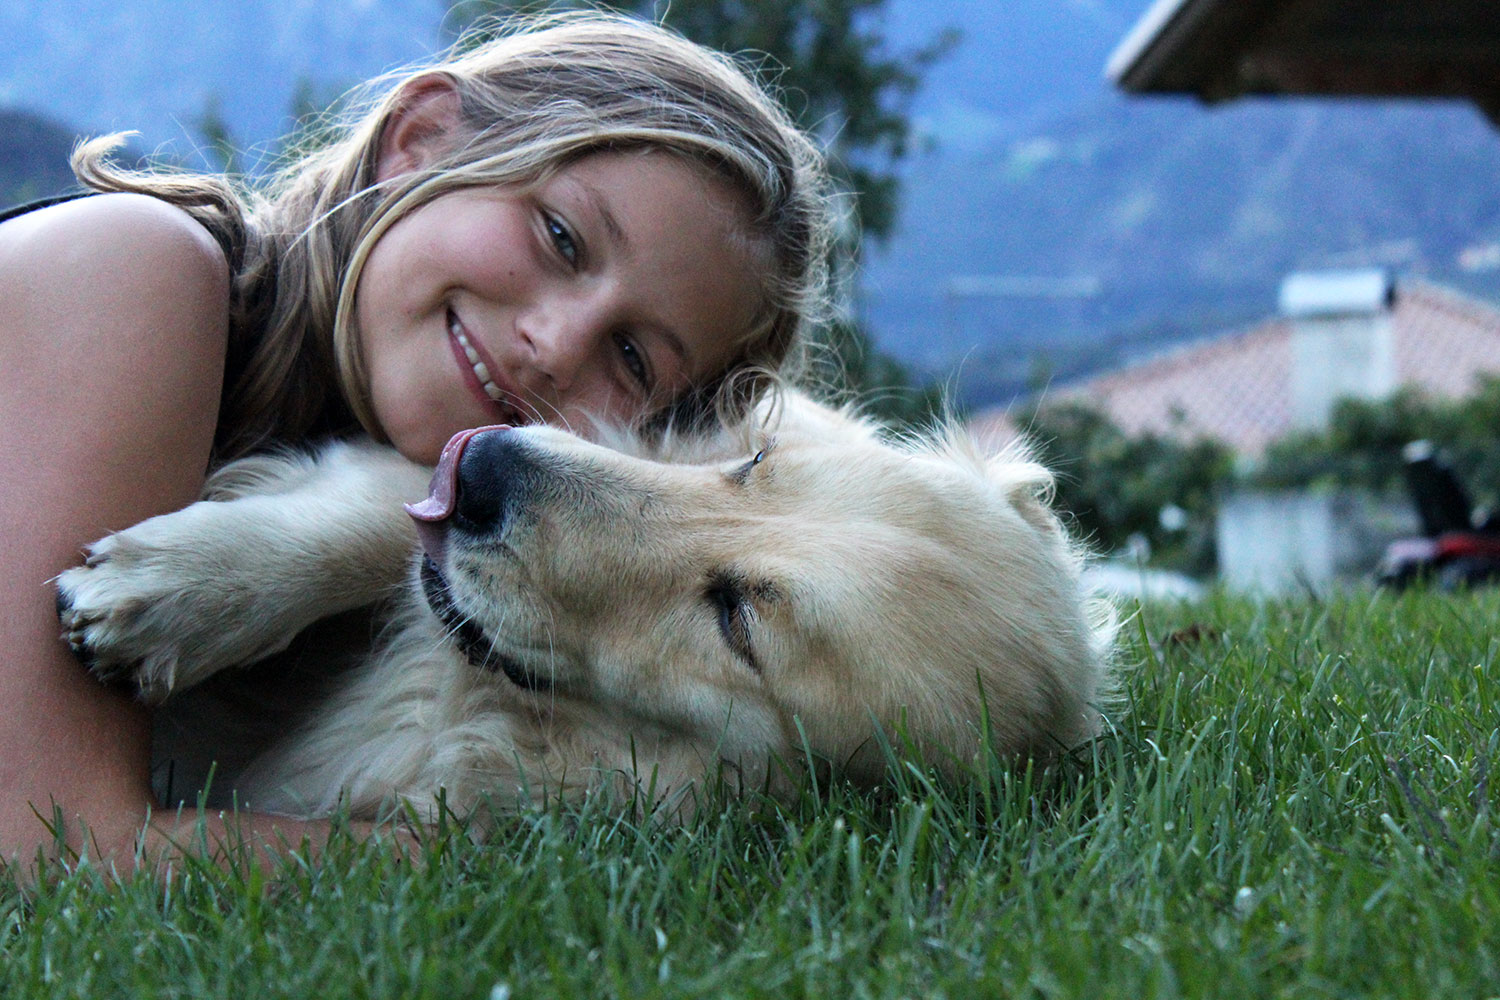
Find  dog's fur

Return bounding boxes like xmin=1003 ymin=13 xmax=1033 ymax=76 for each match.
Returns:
xmin=56 ymin=392 xmax=1112 ymax=826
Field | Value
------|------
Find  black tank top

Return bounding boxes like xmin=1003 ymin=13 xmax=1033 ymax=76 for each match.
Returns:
xmin=0 ymin=191 xmax=91 ymax=224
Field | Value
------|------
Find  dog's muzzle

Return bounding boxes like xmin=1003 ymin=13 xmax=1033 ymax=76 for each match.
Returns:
xmin=408 ymin=425 xmax=550 ymax=693
xmin=418 ymin=556 xmax=549 ymax=693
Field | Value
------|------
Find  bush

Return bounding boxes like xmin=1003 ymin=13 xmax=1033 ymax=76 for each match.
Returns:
xmin=1019 ymin=401 xmax=1233 ymax=575
xmin=1022 ymin=376 xmax=1500 ymax=575
xmin=1255 ymin=375 xmax=1500 ymax=513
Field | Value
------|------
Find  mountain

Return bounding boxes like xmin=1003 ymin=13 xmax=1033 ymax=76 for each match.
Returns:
xmin=863 ymin=95 xmax=1500 ymax=403
xmin=0 ymin=0 xmax=442 ymax=170
xmin=882 ymin=0 xmax=1142 ymax=153
xmin=0 ymin=1 xmax=1132 ymax=165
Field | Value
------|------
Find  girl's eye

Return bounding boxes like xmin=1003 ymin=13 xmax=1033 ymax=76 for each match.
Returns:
xmin=613 ymin=332 xmax=650 ymax=389
xmin=543 ymin=212 xmax=579 ymax=267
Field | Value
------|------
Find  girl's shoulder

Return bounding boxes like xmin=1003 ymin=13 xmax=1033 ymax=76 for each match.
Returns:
xmin=1 ymin=191 xmax=223 ymax=256
xmin=0 ymin=191 xmax=228 ymax=302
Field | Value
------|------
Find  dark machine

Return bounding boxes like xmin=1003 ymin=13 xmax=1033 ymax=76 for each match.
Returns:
xmin=1377 ymin=441 xmax=1500 ymax=589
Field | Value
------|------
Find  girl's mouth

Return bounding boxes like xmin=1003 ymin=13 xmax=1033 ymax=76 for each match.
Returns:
xmin=447 ymin=310 xmax=530 ymax=425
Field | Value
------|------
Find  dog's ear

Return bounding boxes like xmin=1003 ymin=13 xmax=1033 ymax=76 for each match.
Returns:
xmin=983 ymin=445 xmax=1064 ymax=539
xmin=768 ymin=391 xmax=879 ymax=445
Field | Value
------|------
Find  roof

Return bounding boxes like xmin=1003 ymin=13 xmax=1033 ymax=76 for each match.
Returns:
xmin=1052 ymin=316 xmax=1296 ymax=457
xmin=970 ymin=280 xmax=1500 ymax=457
xmin=1107 ymin=0 xmax=1500 ymax=124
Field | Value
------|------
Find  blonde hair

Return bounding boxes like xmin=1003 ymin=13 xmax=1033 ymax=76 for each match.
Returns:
xmin=74 ymin=11 xmax=835 ymax=458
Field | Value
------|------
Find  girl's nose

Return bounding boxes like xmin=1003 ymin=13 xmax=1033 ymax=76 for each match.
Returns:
xmin=519 ymin=306 xmax=599 ymax=394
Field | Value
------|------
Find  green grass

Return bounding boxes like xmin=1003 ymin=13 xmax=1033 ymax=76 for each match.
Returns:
xmin=5 ymin=589 xmax=1498 ymax=998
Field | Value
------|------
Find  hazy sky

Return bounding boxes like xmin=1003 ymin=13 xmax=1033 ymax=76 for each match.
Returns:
xmin=0 ymin=0 xmax=1150 ymax=156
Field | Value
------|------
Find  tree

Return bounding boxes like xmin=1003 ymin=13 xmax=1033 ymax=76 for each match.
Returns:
xmin=193 ymin=94 xmax=239 ymax=175
xmin=442 ymin=0 xmax=956 ymax=424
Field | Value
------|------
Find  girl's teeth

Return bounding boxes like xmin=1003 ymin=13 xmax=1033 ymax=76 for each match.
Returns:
xmin=451 ymin=324 xmax=506 ymax=407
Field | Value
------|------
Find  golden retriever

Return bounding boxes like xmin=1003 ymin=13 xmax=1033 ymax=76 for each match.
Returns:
xmin=56 ymin=392 xmax=1112 ymax=826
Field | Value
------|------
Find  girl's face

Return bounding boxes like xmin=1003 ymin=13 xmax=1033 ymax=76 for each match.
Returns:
xmin=355 ymin=151 xmax=767 ymax=464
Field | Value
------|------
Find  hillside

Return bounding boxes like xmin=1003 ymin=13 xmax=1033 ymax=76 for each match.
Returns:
xmin=0 ymin=0 xmax=441 ymax=170
xmin=0 ymin=109 xmax=79 ymax=206
xmin=863 ymin=94 xmax=1500 ymax=403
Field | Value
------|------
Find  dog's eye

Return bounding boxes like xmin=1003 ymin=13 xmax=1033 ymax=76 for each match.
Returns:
xmin=729 ymin=439 xmax=774 ymax=486
xmin=707 ymin=579 xmax=759 ymax=672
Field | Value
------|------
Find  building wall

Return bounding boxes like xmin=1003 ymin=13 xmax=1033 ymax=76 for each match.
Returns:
xmin=1288 ymin=312 xmax=1396 ymax=430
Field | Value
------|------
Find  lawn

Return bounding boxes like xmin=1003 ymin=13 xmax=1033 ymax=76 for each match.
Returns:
xmin=4 ymin=588 xmax=1497 ymax=999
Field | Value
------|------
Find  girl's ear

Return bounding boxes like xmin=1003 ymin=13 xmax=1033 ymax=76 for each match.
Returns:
xmin=375 ymin=73 xmax=464 ymax=182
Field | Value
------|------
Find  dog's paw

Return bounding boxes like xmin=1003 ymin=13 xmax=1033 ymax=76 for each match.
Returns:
xmin=56 ymin=531 xmax=194 ymax=703
xmin=55 ymin=511 xmax=299 ymax=703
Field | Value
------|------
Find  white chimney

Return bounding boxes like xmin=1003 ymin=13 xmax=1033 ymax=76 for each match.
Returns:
xmin=1280 ymin=269 xmax=1396 ymax=430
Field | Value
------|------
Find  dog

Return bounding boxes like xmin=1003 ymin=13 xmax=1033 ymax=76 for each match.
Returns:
xmin=56 ymin=392 xmax=1113 ymax=827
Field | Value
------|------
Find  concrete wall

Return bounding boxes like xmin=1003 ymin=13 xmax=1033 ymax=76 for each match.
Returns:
xmin=1217 ymin=490 xmax=1415 ymax=593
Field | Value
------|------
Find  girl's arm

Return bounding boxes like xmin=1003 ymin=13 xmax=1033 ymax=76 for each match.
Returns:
xmin=0 ymin=193 xmax=407 ymax=872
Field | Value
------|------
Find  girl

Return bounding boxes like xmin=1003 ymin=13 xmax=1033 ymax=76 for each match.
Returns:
xmin=0 ymin=12 xmax=834 ymax=871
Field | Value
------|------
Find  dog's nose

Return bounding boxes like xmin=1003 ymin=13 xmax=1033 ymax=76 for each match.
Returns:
xmin=406 ymin=424 xmax=514 ymax=562
xmin=452 ymin=427 xmax=530 ymax=535
xmin=406 ymin=425 xmax=511 ymax=524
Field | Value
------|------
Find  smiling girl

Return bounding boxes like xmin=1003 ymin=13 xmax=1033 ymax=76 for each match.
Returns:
xmin=0 ymin=12 xmax=834 ymax=871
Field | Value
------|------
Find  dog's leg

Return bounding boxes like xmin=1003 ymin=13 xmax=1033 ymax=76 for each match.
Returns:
xmin=56 ymin=440 xmax=431 ymax=703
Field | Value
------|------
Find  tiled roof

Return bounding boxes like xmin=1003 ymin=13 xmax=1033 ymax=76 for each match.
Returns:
xmin=972 ymin=280 xmax=1500 ymax=456
xmin=1392 ymin=282 xmax=1500 ymax=397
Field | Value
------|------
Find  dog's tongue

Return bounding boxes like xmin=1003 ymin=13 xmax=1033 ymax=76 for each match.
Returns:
xmin=405 ymin=425 xmax=510 ymax=523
